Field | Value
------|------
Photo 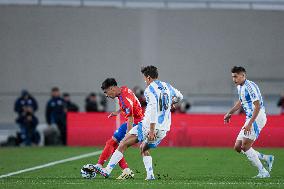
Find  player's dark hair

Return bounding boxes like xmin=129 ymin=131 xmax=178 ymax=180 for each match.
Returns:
xmin=231 ymin=66 xmax=246 ymax=74
xmin=101 ymin=78 xmax=117 ymax=90
xmin=141 ymin=65 xmax=158 ymax=79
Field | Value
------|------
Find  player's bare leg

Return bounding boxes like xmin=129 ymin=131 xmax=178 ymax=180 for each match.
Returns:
xmin=234 ymin=140 xmax=242 ymax=153
xmin=117 ymin=134 xmax=139 ymax=153
xmin=240 ymin=138 xmax=274 ymax=173
xmin=115 ymin=134 xmax=138 ymax=179
xmin=94 ymin=134 xmax=138 ymax=178
xmin=241 ymin=138 xmax=269 ymax=178
xmin=140 ymin=142 xmax=155 ymax=180
xmin=94 ymin=135 xmax=134 ymax=179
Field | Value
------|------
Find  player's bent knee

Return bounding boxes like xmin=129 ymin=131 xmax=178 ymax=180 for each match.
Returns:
xmin=234 ymin=145 xmax=242 ymax=153
xmin=117 ymin=141 xmax=128 ymax=152
xmin=241 ymin=145 xmax=250 ymax=152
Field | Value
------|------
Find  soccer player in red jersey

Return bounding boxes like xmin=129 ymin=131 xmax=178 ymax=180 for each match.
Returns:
xmin=94 ymin=78 xmax=144 ymax=179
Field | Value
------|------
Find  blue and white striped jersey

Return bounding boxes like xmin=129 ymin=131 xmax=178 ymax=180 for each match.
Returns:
xmin=237 ymin=79 xmax=265 ymax=119
xmin=142 ymin=80 xmax=183 ymax=131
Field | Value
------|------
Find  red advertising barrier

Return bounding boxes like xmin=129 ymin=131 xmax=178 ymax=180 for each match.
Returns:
xmin=67 ymin=113 xmax=284 ymax=147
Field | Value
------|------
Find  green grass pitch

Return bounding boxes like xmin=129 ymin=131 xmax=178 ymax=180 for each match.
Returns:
xmin=0 ymin=147 xmax=283 ymax=189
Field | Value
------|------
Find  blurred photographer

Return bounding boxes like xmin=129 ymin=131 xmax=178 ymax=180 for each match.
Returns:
xmin=171 ymin=100 xmax=191 ymax=113
xmin=14 ymin=90 xmax=38 ymax=145
xmin=16 ymin=112 xmax=40 ymax=146
xmin=277 ymin=92 xmax=284 ymax=115
xmin=14 ymin=89 xmax=38 ymax=117
xmin=133 ymin=86 xmax=147 ymax=110
xmin=63 ymin=93 xmax=79 ymax=112
xmin=85 ymin=92 xmax=99 ymax=112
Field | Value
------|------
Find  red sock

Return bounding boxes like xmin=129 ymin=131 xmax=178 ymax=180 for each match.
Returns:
xmin=118 ymin=157 xmax=129 ymax=170
xmin=97 ymin=138 xmax=118 ymax=166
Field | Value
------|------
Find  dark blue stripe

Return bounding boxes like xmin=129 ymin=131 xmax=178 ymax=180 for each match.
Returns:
xmin=119 ymin=95 xmax=126 ymax=110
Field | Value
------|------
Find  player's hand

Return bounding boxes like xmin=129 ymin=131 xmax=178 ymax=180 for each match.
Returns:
xmin=243 ymin=125 xmax=252 ymax=136
xmin=171 ymin=103 xmax=177 ymax=110
xmin=107 ymin=111 xmax=119 ymax=118
xmin=147 ymin=130 xmax=156 ymax=141
xmin=224 ymin=113 xmax=232 ymax=124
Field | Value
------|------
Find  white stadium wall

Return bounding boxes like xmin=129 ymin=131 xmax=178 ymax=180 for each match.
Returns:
xmin=0 ymin=6 xmax=283 ymax=122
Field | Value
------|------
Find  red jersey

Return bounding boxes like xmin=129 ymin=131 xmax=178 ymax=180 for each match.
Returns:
xmin=118 ymin=86 xmax=144 ymax=124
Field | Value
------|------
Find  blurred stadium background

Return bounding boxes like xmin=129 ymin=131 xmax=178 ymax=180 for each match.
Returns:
xmin=0 ymin=0 xmax=284 ymax=188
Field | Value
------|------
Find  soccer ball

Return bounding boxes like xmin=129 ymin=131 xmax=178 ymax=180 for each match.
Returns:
xmin=80 ymin=164 xmax=97 ymax=179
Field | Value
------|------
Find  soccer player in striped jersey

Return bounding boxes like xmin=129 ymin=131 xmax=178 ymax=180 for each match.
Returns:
xmin=94 ymin=65 xmax=183 ymax=180
xmin=224 ymin=66 xmax=274 ymax=178
xmin=92 ymin=78 xmax=144 ymax=179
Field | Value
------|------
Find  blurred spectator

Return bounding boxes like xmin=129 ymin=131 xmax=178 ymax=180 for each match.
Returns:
xmin=133 ymin=86 xmax=147 ymax=110
xmin=14 ymin=90 xmax=38 ymax=117
xmin=45 ymin=87 xmax=66 ymax=145
xmin=99 ymin=93 xmax=108 ymax=112
xmin=14 ymin=90 xmax=39 ymax=146
xmin=63 ymin=93 xmax=79 ymax=112
xmin=171 ymin=100 xmax=191 ymax=113
xmin=16 ymin=112 xmax=40 ymax=146
xmin=277 ymin=93 xmax=284 ymax=115
xmin=85 ymin=92 xmax=99 ymax=112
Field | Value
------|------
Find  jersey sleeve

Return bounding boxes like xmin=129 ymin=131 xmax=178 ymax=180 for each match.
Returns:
xmin=246 ymin=82 xmax=259 ymax=103
xmin=237 ymin=86 xmax=241 ymax=100
xmin=167 ymin=83 xmax=183 ymax=104
xmin=144 ymin=88 xmax=158 ymax=124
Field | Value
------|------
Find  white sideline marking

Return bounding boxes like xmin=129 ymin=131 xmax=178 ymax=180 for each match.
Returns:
xmin=0 ymin=150 xmax=102 ymax=179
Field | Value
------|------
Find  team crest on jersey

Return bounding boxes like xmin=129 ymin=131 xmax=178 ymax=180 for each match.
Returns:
xmin=125 ymin=108 xmax=130 ymax=114
xmin=251 ymin=93 xmax=256 ymax=99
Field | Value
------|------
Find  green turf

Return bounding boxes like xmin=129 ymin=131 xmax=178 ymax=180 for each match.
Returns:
xmin=0 ymin=147 xmax=283 ymax=189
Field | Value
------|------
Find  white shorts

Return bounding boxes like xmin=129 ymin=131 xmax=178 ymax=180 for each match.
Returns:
xmin=236 ymin=111 xmax=267 ymax=141
xmin=129 ymin=122 xmax=167 ymax=148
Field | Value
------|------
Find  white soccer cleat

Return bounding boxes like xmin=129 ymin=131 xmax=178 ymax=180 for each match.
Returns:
xmin=95 ymin=164 xmax=103 ymax=168
xmin=266 ymin=155 xmax=274 ymax=172
xmin=116 ymin=168 xmax=134 ymax=180
xmin=145 ymin=174 xmax=155 ymax=181
xmin=93 ymin=166 xmax=110 ymax=178
xmin=92 ymin=164 xmax=102 ymax=173
xmin=253 ymin=169 xmax=270 ymax=178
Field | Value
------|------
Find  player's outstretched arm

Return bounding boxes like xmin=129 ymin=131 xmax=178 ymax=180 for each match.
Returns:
xmin=172 ymin=86 xmax=183 ymax=104
xmin=108 ymin=110 xmax=121 ymax=118
xmin=224 ymin=100 xmax=241 ymax=124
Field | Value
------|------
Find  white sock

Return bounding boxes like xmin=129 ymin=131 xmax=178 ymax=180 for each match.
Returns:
xmin=143 ymin=156 xmax=154 ymax=177
xmin=252 ymin=148 xmax=269 ymax=161
xmin=105 ymin=150 xmax=123 ymax=173
xmin=244 ymin=148 xmax=265 ymax=172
